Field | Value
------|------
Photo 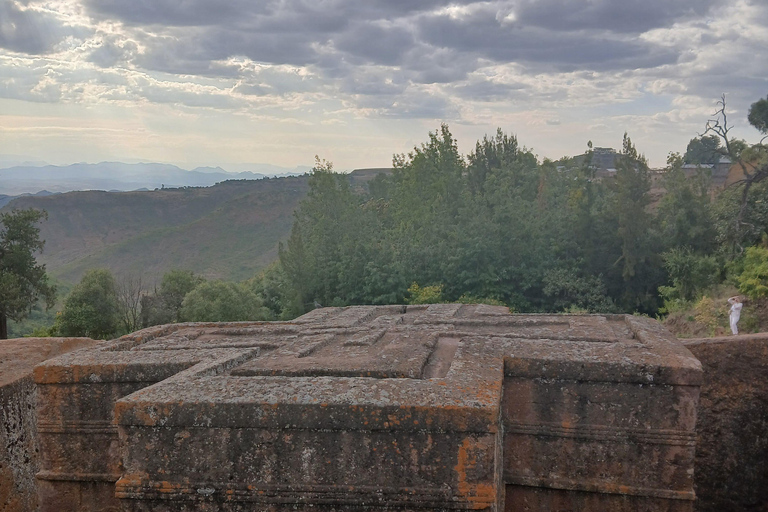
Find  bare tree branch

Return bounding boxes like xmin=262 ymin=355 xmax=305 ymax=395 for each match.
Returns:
xmin=116 ymin=274 xmax=145 ymax=333
xmin=702 ymin=94 xmax=768 ymax=252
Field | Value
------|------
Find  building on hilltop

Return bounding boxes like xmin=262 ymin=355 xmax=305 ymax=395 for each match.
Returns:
xmin=681 ymin=155 xmax=732 ymax=189
xmin=590 ymin=147 xmax=619 ymax=177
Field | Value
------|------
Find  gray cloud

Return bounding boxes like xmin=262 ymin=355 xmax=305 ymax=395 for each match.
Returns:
xmin=333 ymin=22 xmax=415 ymax=66
xmin=134 ymin=26 xmax=324 ymax=76
xmin=356 ymin=87 xmax=459 ymax=119
xmin=88 ymin=36 xmax=138 ymax=68
xmin=0 ymin=0 xmax=69 ymax=54
xmin=1 ymin=0 xmax=765 ymax=127
xmin=338 ymin=68 xmax=408 ymax=96
xmin=75 ymin=0 xmax=698 ymax=90
xmin=83 ymin=0 xmax=275 ymax=26
xmin=511 ymin=0 xmax=722 ymax=33
xmin=402 ymin=46 xmax=479 ymax=84
xmin=417 ymin=8 xmax=678 ymax=72
xmin=83 ymin=0 xmax=471 ymax=28
xmin=450 ymin=79 xmax=527 ymax=102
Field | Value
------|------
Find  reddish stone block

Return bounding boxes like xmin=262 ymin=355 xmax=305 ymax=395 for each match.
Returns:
xmin=0 ymin=337 xmax=97 ymax=512
xmin=683 ymin=334 xmax=768 ymax=512
xmin=34 ymin=307 xmax=701 ymax=511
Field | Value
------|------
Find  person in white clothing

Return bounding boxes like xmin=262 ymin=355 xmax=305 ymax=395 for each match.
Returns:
xmin=728 ymin=296 xmax=743 ymax=335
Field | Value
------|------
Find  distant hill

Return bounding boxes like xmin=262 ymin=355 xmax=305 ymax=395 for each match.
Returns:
xmin=0 ymin=161 xmax=308 ymax=195
xmin=3 ymin=177 xmax=311 ymax=283
xmin=2 ymin=169 xmax=387 ymax=285
xmin=0 ymin=190 xmax=57 ymax=208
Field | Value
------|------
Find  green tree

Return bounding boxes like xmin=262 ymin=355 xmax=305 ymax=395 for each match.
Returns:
xmin=713 ymin=176 xmax=768 ymax=253
xmin=683 ymin=135 xmax=722 ymax=165
xmin=279 ymin=157 xmax=395 ymax=314
xmin=180 ymin=280 xmax=271 ymax=322
xmin=0 ymin=209 xmax=56 ymax=339
xmin=657 ymin=153 xmax=715 ymax=253
xmin=58 ymin=269 xmax=120 ymax=339
xmin=658 ymin=246 xmax=719 ymax=303
xmin=453 ymin=135 xmax=545 ymax=309
xmin=389 ymin=125 xmax=467 ymax=297
xmin=278 ymin=221 xmax=313 ymax=317
xmin=142 ymin=269 xmax=206 ymax=326
xmin=249 ymin=263 xmax=290 ymax=319
xmin=608 ymin=134 xmax=664 ymax=311
xmin=466 ymin=129 xmax=537 ymax=196
xmin=748 ymin=96 xmax=768 ymax=134
xmin=275 ymin=126 xmax=685 ymax=316
xmin=542 ymin=267 xmax=615 ymax=313
xmin=279 ymin=158 xmax=354 ymax=312
xmin=160 ymin=270 xmax=205 ymax=318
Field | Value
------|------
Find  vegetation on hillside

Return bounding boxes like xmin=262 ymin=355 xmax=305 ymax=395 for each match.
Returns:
xmin=9 ymin=96 xmax=768 ymax=339
xmin=3 ymin=177 xmax=311 ymax=283
xmin=276 ymin=130 xmax=664 ymax=316
xmin=40 ymin=268 xmax=276 ymax=339
xmin=271 ymin=97 xmax=767 ymax=333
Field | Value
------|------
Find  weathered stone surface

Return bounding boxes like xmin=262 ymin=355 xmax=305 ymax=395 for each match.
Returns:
xmin=34 ymin=306 xmax=701 ymax=511
xmin=683 ymin=334 xmax=768 ymax=512
xmin=0 ymin=337 xmax=98 ymax=512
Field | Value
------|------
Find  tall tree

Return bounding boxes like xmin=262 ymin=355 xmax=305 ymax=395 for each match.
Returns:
xmin=279 ymin=158 xmax=370 ymax=313
xmin=0 ymin=209 xmax=56 ymax=339
xmin=608 ymin=134 xmax=663 ymax=311
xmin=657 ymin=153 xmax=715 ymax=253
xmin=614 ymin=134 xmax=652 ymax=280
xmin=389 ymin=125 xmax=466 ymax=289
xmin=683 ymin=135 xmax=722 ymax=165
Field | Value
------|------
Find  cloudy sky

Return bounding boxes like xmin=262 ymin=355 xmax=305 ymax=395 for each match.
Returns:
xmin=1 ymin=0 xmax=767 ymax=171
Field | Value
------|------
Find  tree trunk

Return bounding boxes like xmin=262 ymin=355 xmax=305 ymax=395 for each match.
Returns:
xmin=0 ymin=313 xmax=7 ymax=340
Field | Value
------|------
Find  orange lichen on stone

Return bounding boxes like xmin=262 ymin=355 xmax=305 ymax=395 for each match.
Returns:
xmin=454 ymin=437 xmax=496 ymax=509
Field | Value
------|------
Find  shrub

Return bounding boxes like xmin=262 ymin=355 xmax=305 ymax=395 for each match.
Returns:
xmin=180 ymin=281 xmax=272 ymax=322
xmin=406 ymin=283 xmax=444 ymax=305
xmin=738 ymin=245 xmax=768 ymax=300
xmin=58 ymin=269 xmax=120 ymax=339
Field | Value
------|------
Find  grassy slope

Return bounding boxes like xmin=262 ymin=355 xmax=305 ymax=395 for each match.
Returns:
xmin=4 ymin=176 xmax=310 ymax=284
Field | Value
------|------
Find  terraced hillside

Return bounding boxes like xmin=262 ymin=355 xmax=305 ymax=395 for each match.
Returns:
xmin=3 ymin=176 xmax=310 ymax=283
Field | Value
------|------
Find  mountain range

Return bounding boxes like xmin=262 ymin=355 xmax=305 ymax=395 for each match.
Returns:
xmin=0 ymin=161 xmax=310 ymax=196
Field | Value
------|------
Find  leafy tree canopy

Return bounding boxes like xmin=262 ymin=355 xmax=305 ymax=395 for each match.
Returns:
xmin=180 ymin=280 xmax=272 ymax=322
xmin=748 ymin=96 xmax=768 ymax=134
xmin=684 ymin=135 xmax=722 ymax=165
xmin=58 ymin=268 xmax=119 ymax=339
xmin=278 ymin=126 xmax=666 ymax=316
